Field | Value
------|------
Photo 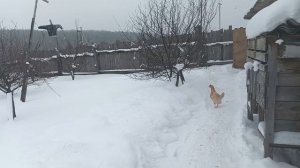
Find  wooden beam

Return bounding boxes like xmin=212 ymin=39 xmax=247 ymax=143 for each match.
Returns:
xmin=271 ymin=143 xmax=300 ymax=149
xmin=264 ymin=36 xmax=278 ymax=158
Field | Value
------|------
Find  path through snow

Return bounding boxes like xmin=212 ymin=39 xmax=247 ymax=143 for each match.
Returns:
xmin=146 ymin=65 xmax=254 ymax=168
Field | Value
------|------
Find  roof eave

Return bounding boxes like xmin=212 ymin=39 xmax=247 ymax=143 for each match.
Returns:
xmin=244 ymin=0 xmax=277 ymax=20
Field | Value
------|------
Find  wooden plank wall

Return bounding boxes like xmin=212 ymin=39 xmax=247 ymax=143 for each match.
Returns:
xmin=246 ymin=36 xmax=268 ymax=122
xmin=247 ymin=37 xmax=268 ymax=63
xmin=206 ymin=26 xmax=233 ymax=61
xmin=99 ymin=52 xmax=143 ymax=70
xmin=247 ymin=35 xmax=300 ymax=133
xmin=275 ymin=58 xmax=300 ymax=132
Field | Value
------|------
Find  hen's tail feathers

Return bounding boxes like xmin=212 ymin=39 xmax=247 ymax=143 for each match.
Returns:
xmin=221 ymin=92 xmax=225 ymax=99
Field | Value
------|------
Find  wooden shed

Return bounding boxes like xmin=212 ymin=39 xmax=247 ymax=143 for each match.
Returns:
xmin=244 ymin=0 xmax=300 ymax=161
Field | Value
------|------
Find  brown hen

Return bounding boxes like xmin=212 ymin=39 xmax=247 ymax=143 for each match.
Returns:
xmin=209 ymin=84 xmax=225 ymax=108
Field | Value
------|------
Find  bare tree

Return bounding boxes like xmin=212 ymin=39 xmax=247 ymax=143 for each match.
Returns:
xmin=0 ymin=25 xmax=27 ymax=119
xmin=132 ymin=0 xmax=217 ymax=85
xmin=0 ymin=25 xmax=43 ymax=119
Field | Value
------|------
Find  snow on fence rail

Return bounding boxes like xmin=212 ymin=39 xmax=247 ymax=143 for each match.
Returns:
xmin=205 ymin=41 xmax=233 ymax=46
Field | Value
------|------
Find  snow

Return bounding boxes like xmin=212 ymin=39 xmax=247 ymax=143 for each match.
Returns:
xmin=0 ymin=65 xmax=296 ymax=168
xmin=177 ymin=46 xmax=185 ymax=53
xmin=31 ymin=57 xmax=52 ymax=62
xmin=96 ymin=47 xmax=141 ymax=53
xmin=258 ymin=121 xmax=266 ymax=137
xmin=32 ymin=52 xmax=95 ymax=62
xmin=246 ymin=0 xmax=300 ymax=38
xmin=4 ymin=93 xmax=13 ymax=120
xmin=99 ymin=69 xmax=145 ymax=72
xmin=174 ymin=64 xmax=184 ymax=70
xmin=275 ymin=39 xmax=284 ymax=45
xmin=58 ymin=52 xmax=95 ymax=58
xmin=241 ymin=61 xmax=259 ymax=72
xmin=274 ymin=132 xmax=300 ymax=146
xmin=71 ymin=64 xmax=77 ymax=69
xmin=207 ymin=60 xmax=233 ymax=63
xmin=258 ymin=123 xmax=300 ymax=147
xmin=244 ymin=62 xmax=253 ymax=71
xmin=251 ymin=158 xmax=296 ymax=168
xmin=253 ymin=61 xmax=261 ymax=72
xmin=205 ymin=41 xmax=233 ymax=47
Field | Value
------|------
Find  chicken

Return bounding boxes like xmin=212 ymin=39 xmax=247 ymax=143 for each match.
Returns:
xmin=209 ymin=84 xmax=225 ymax=108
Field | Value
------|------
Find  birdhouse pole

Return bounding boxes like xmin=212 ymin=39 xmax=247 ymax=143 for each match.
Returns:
xmin=20 ymin=0 xmax=49 ymax=102
xmin=28 ymin=0 xmax=38 ymax=52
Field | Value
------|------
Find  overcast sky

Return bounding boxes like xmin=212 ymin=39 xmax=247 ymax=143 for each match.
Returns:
xmin=0 ymin=0 xmax=255 ymax=31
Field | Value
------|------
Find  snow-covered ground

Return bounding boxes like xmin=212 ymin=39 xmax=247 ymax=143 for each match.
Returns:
xmin=0 ymin=65 xmax=296 ymax=168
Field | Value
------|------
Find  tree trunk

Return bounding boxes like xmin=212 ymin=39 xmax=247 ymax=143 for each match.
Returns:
xmin=20 ymin=73 xmax=28 ymax=102
xmin=175 ymin=70 xmax=185 ymax=87
xmin=71 ymin=69 xmax=75 ymax=80
xmin=7 ymin=91 xmax=17 ymax=119
xmin=11 ymin=91 xmax=16 ymax=119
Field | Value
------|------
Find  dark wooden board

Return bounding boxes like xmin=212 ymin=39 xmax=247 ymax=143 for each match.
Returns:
xmin=247 ymin=50 xmax=267 ymax=63
xmin=256 ymin=37 xmax=267 ymax=51
xmin=277 ymin=87 xmax=300 ymax=102
xmin=276 ymin=102 xmax=300 ymax=121
xmin=247 ymin=50 xmax=255 ymax=59
xmin=278 ymin=73 xmax=300 ymax=86
xmin=248 ymin=39 xmax=256 ymax=50
xmin=255 ymin=51 xmax=267 ymax=63
xmin=256 ymin=70 xmax=266 ymax=107
xmin=278 ymin=59 xmax=300 ymax=73
xmin=271 ymin=143 xmax=300 ymax=149
xmin=275 ymin=120 xmax=300 ymax=132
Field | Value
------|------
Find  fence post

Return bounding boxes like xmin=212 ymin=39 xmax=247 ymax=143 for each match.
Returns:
xmin=233 ymin=27 xmax=247 ymax=68
xmin=220 ymin=29 xmax=224 ymax=60
xmin=55 ymin=49 xmax=63 ymax=76
xmin=229 ymin=25 xmax=233 ymax=39
xmin=96 ymin=53 xmax=101 ymax=73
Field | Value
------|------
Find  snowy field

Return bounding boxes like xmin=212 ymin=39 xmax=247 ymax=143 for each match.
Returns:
xmin=0 ymin=65 xmax=296 ymax=168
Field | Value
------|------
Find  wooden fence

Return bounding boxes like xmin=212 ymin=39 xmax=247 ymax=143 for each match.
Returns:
xmin=205 ymin=26 xmax=233 ymax=61
xmin=31 ymin=26 xmax=242 ymax=75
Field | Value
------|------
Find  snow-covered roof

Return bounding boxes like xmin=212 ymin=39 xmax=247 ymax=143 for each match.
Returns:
xmin=244 ymin=0 xmax=276 ymax=20
xmin=246 ymin=0 xmax=300 ymax=39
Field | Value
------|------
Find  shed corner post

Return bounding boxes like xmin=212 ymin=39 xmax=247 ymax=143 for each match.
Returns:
xmin=264 ymin=36 xmax=278 ymax=158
